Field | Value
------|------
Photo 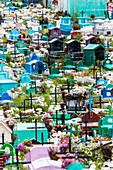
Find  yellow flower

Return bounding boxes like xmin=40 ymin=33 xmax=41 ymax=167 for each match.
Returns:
xmin=56 ymin=154 xmax=60 ymax=159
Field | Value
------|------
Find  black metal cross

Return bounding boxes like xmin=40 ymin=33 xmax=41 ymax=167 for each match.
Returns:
xmin=14 ymin=111 xmax=29 ymax=122
xmin=50 ymin=87 xmax=61 ymax=105
xmin=27 ymin=119 xmax=45 ymax=142
xmin=82 ymin=113 xmax=94 ymax=142
xmin=80 ymin=10 xmax=85 ymax=17
xmin=62 ymin=79 xmax=74 ymax=93
xmin=49 ymin=110 xmax=69 ymax=125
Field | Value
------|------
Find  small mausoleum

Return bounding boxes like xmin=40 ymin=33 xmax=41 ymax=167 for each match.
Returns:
xmin=82 ymin=111 xmax=100 ymax=136
xmin=49 ymin=39 xmax=65 ymax=60
xmin=65 ymin=40 xmax=81 ymax=53
xmin=0 ymin=62 xmax=18 ymax=92
xmin=71 ymin=30 xmax=81 ymax=39
xmin=18 ymin=33 xmax=30 ymax=44
xmin=60 ymin=17 xmax=73 ymax=35
xmin=98 ymin=107 xmax=113 ymax=137
xmin=25 ymin=52 xmax=48 ymax=74
xmin=48 ymin=27 xmax=61 ymax=41
xmin=9 ymin=29 xmax=20 ymax=41
xmin=13 ymin=122 xmax=48 ymax=147
xmin=86 ymin=36 xmax=96 ymax=46
xmin=63 ymin=55 xmax=75 ymax=70
xmin=83 ymin=44 xmax=105 ymax=66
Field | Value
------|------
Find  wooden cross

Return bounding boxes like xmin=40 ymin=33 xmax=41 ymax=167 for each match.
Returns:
xmin=104 ymin=41 xmax=112 ymax=49
xmin=68 ymin=76 xmax=77 ymax=88
xmin=30 ymin=80 xmax=37 ymax=94
xmin=24 ymin=93 xmax=33 ymax=111
xmin=50 ymin=87 xmax=61 ymax=105
xmin=0 ymin=62 xmax=5 ymax=72
xmin=5 ymin=0 xmax=7 ymax=7
xmin=80 ymin=10 xmax=85 ymax=17
xmin=27 ymin=119 xmax=53 ymax=145
xmin=61 ymin=142 xmax=91 ymax=159
xmin=15 ymin=13 xmax=18 ymax=23
xmin=96 ymin=61 xmax=102 ymax=77
xmin=0 ymin=44 xmax=8 ymax=55
xmin=63 ymin=123 xmax=80 ymax=140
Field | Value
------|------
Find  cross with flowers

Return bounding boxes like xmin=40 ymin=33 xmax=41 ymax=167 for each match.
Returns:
xmin=63 ymin=123 xmax=80 ymax=140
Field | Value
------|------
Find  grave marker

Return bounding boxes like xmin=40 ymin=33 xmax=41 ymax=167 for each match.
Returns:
xmin=81 ymin=10 xmax=85 ymax=17
xmin=68 ymin=76 xmax=77 ymax=88
xmin=50 ymin=87 xmax=61 ymax=105
xmin=63 ymin=123 xmax=80 ymax=140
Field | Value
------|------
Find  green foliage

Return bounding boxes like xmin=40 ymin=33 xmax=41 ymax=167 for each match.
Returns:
xmin=71 ymin=11 xmax=80 ymax=22
xmin=22 ymin=60 xmax=26 ymax=68
xmin=100 ymin=39 xmax=105 ymax=46
xmin=6 ymin=54 xmax=11 ymax=63
xmin=2 ymin=36 xmax=7 ymax=43
xmin=12 ymin=93 xmax=28 ymax=108
xmin=19 ymin=152 xmax=25 ymax=161
xmin=75 ymin=33 xmax=82 ymax=42
xmin=22 ymin=20 xmax=27 ymax=28
xmin=40 ymin=82 xmax=51 ymax=94
xmin=43 ymin=53 xmax=49 ymax=63
xmin=53 ymin=78 xmax=67 ymax=86
xmin=19 ymin=164 xmax=28 ymax=170
xmin=44 ymin=95 xmax=53 ymax=107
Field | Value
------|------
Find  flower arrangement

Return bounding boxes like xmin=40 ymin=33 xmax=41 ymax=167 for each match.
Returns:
xmin=17 ymin=143 xmax=30 ymax=154
xmin=22 ymin=139 xmax=32 ymax=147
xmin=59 ymin=138 xmax=69 ymax=152
xmin=59 ymin=134 xmax=77 ymax=153
xmin=52 ymin=0 xmax=58 ymax=5
xmin=93 ymin=136 xmax=110 ymax=142
xmin=54 ymin=125 xmax=70 ymax=132
xmin=48 ymin=147 xmax=60 ymax=161
xmin=42 ymin=115 xmax=53 ymax=132
xmin=62 ymin=153 xmax=84 ymax=169
xmin=19 ymin=110 xmax=35 ymax=116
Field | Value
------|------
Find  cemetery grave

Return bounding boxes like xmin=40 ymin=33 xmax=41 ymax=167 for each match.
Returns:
xmin=1 ymin=0 xmax=113 ymax=169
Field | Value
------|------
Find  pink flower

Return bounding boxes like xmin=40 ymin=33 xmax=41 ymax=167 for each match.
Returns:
xmin=3 ymin=155 xmax=10 ymax=159
xmin=17 ymin=143 xmax=24 ymax=151
xmin=78 ymin=158 xmax=84 ymax=163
